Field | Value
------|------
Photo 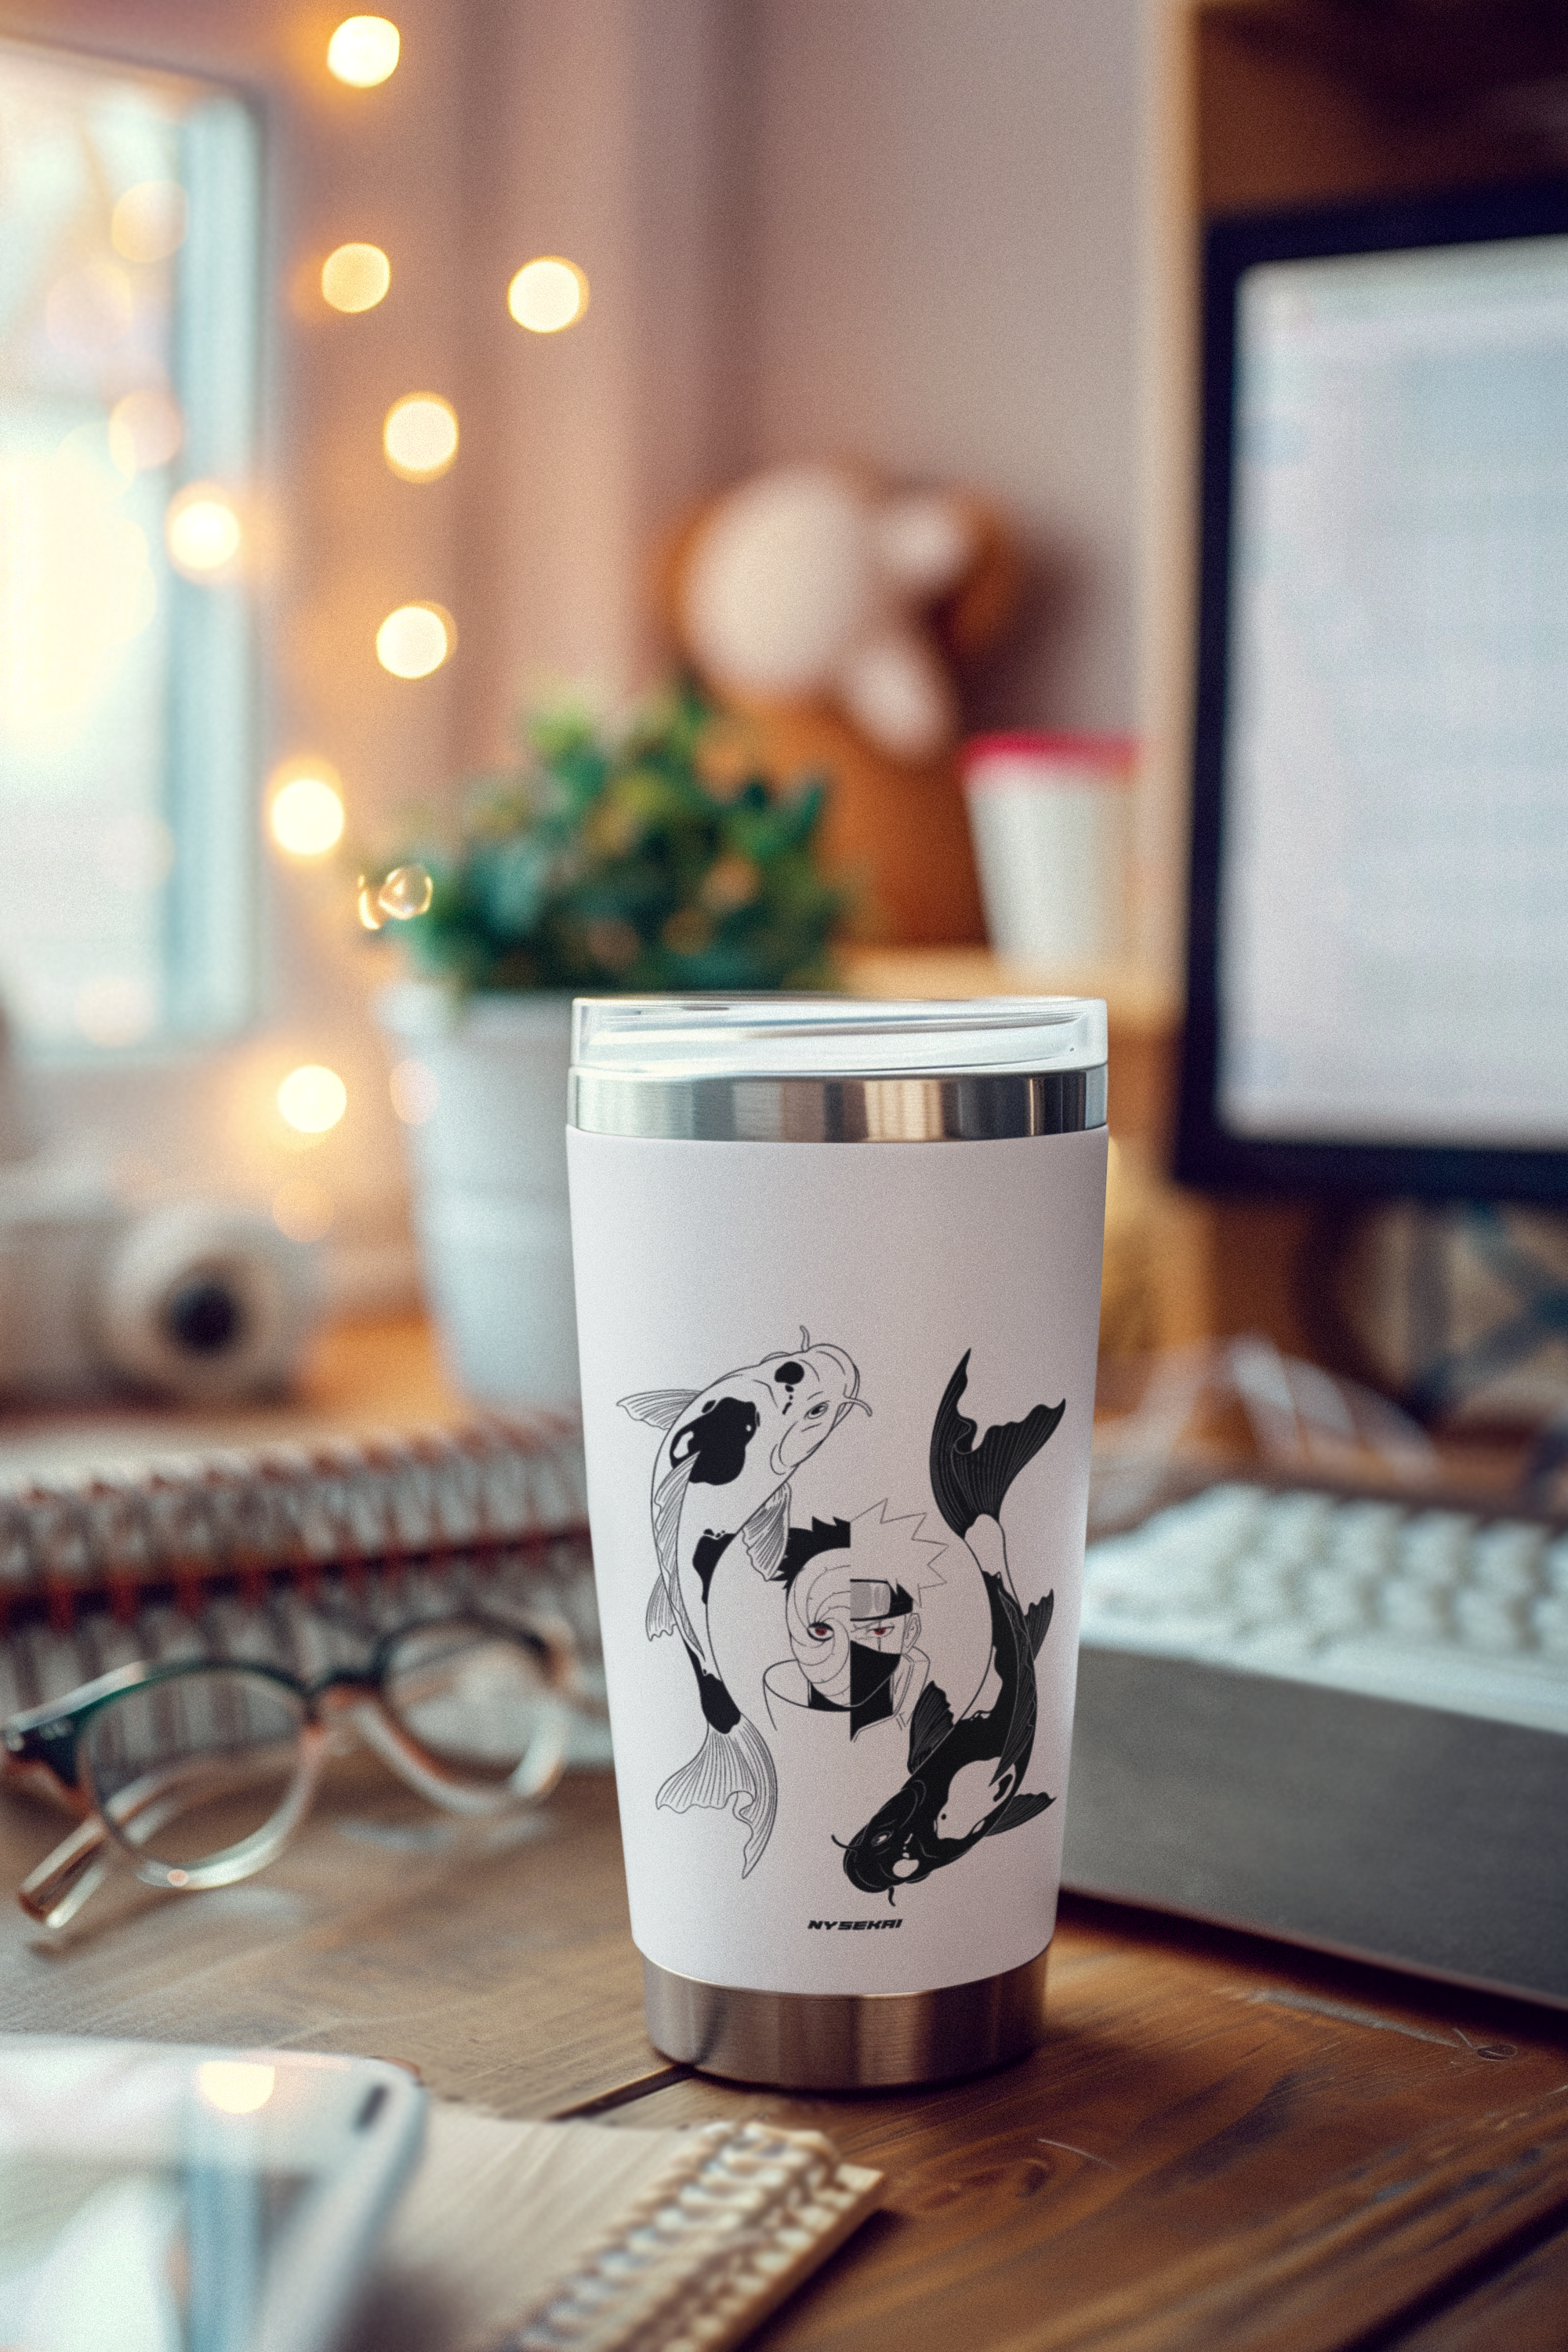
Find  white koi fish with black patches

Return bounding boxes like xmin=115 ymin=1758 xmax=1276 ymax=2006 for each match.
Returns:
xmin=619 ymin=1333 xmax=869 ymax=1875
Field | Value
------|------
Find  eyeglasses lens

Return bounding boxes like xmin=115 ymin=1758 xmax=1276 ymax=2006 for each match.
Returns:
xmin=383 ymin=1622 xmax=561 ymax=1786
xmin=81 ymin=1669 xmax=309 ymax=1872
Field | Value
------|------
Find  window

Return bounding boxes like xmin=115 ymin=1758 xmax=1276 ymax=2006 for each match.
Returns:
xmin=0 ymin=35 xmax=259 ymax=1056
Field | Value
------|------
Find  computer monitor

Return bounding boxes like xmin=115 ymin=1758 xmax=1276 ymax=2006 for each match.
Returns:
xmin=1178 ymin=179 xmax=1568 ymax=1204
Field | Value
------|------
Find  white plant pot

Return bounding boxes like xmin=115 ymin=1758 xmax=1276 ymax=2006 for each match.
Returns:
xmin=376 ymin=985 xmax=579 ymax=1410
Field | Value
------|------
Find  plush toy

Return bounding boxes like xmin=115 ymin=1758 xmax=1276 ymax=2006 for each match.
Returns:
xmin=662 ymin=463 xmax=1019 ymax=944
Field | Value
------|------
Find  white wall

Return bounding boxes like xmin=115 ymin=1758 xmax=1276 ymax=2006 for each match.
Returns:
xmin=741 ymin=0 xmax=1144 ymax=739
xmin=448 ymin=0 xmax=1149 ymax=754
xmin=448 ymin=0 xmax=753 ymax=764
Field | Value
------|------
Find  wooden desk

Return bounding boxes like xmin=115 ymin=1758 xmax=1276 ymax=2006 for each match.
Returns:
xmin=0 ymin=1299 xmax=1559 ymax=2346
xmin=5 ymin=1765 xmax=1567 ymax=2352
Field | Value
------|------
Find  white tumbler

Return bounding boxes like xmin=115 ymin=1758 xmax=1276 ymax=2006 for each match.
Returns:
xmin=567 ymin=997 xmax=1107 ymax=2089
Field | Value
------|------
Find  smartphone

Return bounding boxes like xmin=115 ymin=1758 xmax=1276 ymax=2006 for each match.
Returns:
xmin=0 ymin=2035 xmax=426 ymax=2352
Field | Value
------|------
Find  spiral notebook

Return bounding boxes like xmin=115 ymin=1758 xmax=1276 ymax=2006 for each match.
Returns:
xmin=350 ymin=2103 xmax=882 ymax=2352
xmin=0 ymin=1415 xmax=606 ymax=1738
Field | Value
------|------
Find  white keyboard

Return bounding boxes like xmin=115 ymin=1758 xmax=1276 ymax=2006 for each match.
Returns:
xmin=1080 ymin=1483 xmax=1568 ymax=1737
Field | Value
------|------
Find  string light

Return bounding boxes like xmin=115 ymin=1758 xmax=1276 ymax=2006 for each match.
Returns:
xmin=268 ymin=762 xmax=346 ymax=857
xmin=278 ymin=1064 xmax=347 ymax=1135
xmin=376 ymin=603 xmax=453 ymax=678
xmin=383 ymin=394 xmax=458 ymax=481
xmin=321 ymin=243 xmax=390 ymax=314
xmin=327 ymin=16 xmax=401 ymax=86
xmin=165 ymin=483 xmax=242 ymax=578
xmin=506 ymin=256 xmax=589 ymax=334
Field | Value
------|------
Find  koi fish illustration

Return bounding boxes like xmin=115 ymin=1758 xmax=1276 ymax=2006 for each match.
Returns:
xmin=619 ymin=1334 xmax=869 ymax=1875
xmin=840 ymin=1353 xmax=1063 ymax=1896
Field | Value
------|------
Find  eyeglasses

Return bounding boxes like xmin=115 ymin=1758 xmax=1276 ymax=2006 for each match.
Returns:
xmin=1 ymin=1613 xmax=579 ymax=1929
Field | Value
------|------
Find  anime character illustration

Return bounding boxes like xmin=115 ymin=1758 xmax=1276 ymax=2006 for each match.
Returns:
xmin=619 ymin=1334 xmax=869 ymax=1875
xmin=762 ymin=1505 xmax=946 ymax=1738
xmin=839 ymin=1353 xmax=1065 ymax=1897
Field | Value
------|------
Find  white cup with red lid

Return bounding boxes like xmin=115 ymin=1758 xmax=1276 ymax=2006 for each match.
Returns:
xmin=960 ymin=732 xmax=1135 ymax=964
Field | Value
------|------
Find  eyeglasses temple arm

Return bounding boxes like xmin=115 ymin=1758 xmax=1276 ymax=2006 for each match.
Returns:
xmin=19 ymin=1815 xmax=113 ymax=1930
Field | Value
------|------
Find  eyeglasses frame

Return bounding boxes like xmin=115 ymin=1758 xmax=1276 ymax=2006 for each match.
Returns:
xmin=1 ymin=1610 xmax=580 ymax=1930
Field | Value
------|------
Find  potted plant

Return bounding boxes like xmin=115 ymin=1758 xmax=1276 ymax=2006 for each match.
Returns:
xmin=367 ymin=681 xmax=844 ymax=1410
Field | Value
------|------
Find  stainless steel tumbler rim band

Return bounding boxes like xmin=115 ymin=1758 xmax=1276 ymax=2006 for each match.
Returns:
xmin=568 ymin=1065 xmax=1107 ymax=1143
xmin=642 ymin=1949 xmax=1051 ymax=2089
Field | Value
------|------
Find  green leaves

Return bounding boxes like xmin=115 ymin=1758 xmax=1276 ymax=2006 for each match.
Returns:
xmin=369 ymin=681 xmax=846 ymax=996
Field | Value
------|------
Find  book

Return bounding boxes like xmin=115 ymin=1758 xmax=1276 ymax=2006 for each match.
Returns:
xmin=347 ymin=2103 xmax=883 ymax=2352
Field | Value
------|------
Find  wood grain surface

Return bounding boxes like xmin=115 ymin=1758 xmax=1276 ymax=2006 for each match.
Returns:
xmin=601 ymin=1900 xmax=1568 ymax=2352
xmin=0 ymin=1766 xmax=651 ymax=2117
xmin=4 ymin=1755 xmax=1568 ymax=2351
xmin=1389 ymin=2221 xmax=1568 ymax=2352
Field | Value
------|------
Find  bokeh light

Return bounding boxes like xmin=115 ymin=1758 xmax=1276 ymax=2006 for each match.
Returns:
xmin=377 ymin=862 xmax=433 ymax=918
xmin=278 ymin=1064 xmax=348 ymax=1135
xmin=108 ymin=387 xmax=184 ymax=474
xmin=383 ymin=394 xmax=458 ymax=481
xmin=272 ymin=1175 xmax=336 ymax=1243
xmin=196 ymin=2062 xmax=275 ymax=2116
xmin=321 ymin=242 xmax=390 ymax=314
xmin=390 ymin=1057 xmax=439 ymax=1124
xmin=165 ymin=482 xmax=242 ymax=578
xmin=111 ymin=180 xmax=188 ymax=263
xmin=269 ymin=764 xmax=346 ymax=858
xmin=376 ymin=603 xmax=452 ymax=678
xmin=327 ymin=16 xmax=401 ymax=86
xmin=506 ymin=256 xmax=589 ymax=334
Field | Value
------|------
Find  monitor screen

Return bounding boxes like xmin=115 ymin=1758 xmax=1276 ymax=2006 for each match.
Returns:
xmin=1179 ymin=182 xmax=1568 ymax=1201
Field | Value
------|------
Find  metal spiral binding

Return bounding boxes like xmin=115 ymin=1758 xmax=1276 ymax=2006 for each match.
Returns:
xmin=507 ymin=2120 xmax=876 ymax=2352
xmin=0 ymin=1419 xmax=604 ymax=1740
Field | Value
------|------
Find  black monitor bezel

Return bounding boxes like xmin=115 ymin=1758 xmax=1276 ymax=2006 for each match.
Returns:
xmin=1177 ymin=177 xmax=1568 ymax=1204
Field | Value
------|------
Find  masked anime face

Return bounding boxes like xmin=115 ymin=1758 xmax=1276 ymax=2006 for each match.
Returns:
xmin=850 ymin=1578 xmax=920 ymax=1655
xmin=785 ymin=1556 xmax=920 ymax=1707
xmin=786 ymin=1552 xmax=855 ymax=1704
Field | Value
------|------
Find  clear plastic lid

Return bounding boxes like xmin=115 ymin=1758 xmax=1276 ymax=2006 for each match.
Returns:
xmin=570 ymin=995 xmax=1107 ymax=1080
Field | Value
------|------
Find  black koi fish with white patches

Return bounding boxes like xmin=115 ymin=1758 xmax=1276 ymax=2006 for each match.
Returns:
xmin=839 ymin=1353 xmax=1063 ymax=1896
xmin=620 ymin=1334 xmax=868 ymax=1875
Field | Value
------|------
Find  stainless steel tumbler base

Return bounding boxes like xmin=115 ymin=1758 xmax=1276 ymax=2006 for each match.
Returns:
xmin=642 ymin=1947 xmax=1051 ymax=2090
